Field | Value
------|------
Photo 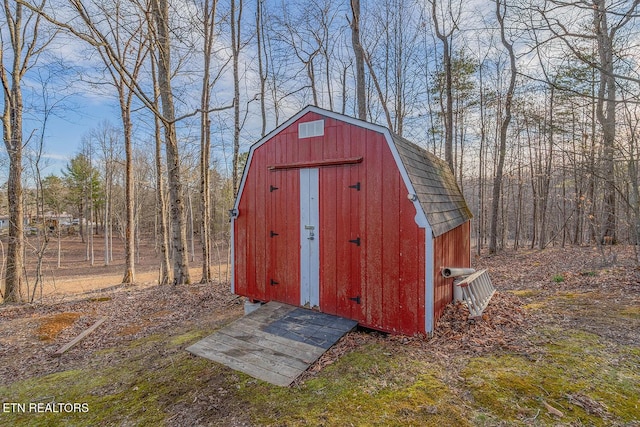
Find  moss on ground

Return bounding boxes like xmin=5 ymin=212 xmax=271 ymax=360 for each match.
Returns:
xmin=523 ymin=301 xmax=546 ymax=311
xmin=1 ymin=317 xmax=637 ymax=426
xmin=619 ymin=306 xmax=640 ymax=319
xmin=237 ymin=344 xmax=470 ymax=427
xmin=462 ymin=328 xmax=640 ymax=426
xmin=509 ymin=289 xmax=542 ymax=298
xmin=0 ymin=329 xmax=227 ymax=426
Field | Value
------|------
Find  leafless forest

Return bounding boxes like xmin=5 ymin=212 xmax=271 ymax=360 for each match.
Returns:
xmin=2 ymin=0 xmax=640 ymax=303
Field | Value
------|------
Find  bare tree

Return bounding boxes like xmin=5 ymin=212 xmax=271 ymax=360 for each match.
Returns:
xmin=430 ymin=0 xmax=462 ymax=171
xmin=593 ymin=0 xmax=619 ymax=243
xmin=27 ymin=106 xmax=51 ymax=302
xmin=350 ymin=0 xmax=366 ymax=120
xmin=359 ymin=0 xmax=423 ymax=134
xmin=94 ymin=121 xmax=120 ymax=266
xmin=198 ymin=0 xmax=219 ymax=283
xmin=1 ymin=0 xmax=52 ymax=303
xmin=151 ymin=0 xmax=191 ymax=284
xmin=535 ymin=0 xmax=640 ymax=244
xmin=231 ymin=0 xmax=242 ymax=196
xmin=27 ymin=0 xmax=236 ymax=284
xmin=81 ymin=137 xmax=96 ymax=266
xmin=489 ymin=0 xmax=517 ymax=254
xmin=30 ymin=0 xmax=150 ymax=283
xmin=149 ymin=52 xmax=171 ymax=284
xmin=256 ymin=0 xmax=267 ymax=135
xmin=621 ymin=98 xmax=640 ymax=261
xmin=274 ymin=0 xmax=343 ymax=112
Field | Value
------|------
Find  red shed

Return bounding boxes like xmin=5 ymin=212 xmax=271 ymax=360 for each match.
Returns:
xmin=231 ymin=106 xmax=472 ymax=335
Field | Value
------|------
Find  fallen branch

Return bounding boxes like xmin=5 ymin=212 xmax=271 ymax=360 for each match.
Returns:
xmin=52 ymin=317 xmax=107 ymax=358
xmin=542 ymin=400 xmax=564 ymax=418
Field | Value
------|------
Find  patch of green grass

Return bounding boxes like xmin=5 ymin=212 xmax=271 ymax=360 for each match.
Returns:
xmin=88 ymin=297 xmax=112 ymax=302
xmin=169 ymin=329 xmax=209 ymax=347
xmin=556 ymin=291 xmax=595 ymax=300
xmin=552 ymin=274 xmax=565 ymax=283
xmin=462 ymin=328 xmax=640 ymax=425
xmin=523 ymin=302 xmax=546 ymax=311
xmin=581 ymin=271 xmax=598 ymax=277
xmin=619 ymin=306 xmax=640 ymax=319
xmin=238 ymin=344 xmax=470 ymax=427
xmin=509 ymin=289 xmax=541 ymax=298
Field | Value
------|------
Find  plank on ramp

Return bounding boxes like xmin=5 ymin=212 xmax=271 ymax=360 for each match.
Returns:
xmin=186 ymin=302 xmax=357 ymax=386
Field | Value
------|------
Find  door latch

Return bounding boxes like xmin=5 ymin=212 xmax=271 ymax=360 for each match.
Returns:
xmin=305 ymin=225 xmax=315 ymax=240
xmin=349 ymin=295 xmax=361 ymax=304
xmin=349 ymin=237 xmax=361 ymax=246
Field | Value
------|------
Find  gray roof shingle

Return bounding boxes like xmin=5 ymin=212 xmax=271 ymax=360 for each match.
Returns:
xmin=391 ymin=134 xmax=472 ymax=237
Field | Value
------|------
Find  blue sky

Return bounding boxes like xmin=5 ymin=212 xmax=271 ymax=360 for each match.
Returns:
xmin=21 ymin=93 xmax=121 ymax=178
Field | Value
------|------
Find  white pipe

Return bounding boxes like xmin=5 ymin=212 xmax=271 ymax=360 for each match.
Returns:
xmin=453 ymin=278 xmax=464 ymax=302
xmin=442 ymin=267 xmax=476 ymax=278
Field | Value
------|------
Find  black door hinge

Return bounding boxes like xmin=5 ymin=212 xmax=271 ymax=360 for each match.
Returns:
xmin=270 ymin=279 xmax=279 ymax=286
xmin=349 ymin=237 xmax=361 ymax=246
xmin=349 ymin=182 xmax=361 ymax=191
xmin=270 ymin=185 xmax=279 ymax=192
xmin=270 ymin=230 xmax=279 ymax=237
xmin=349 ymin=295 xmax=361 ymax=304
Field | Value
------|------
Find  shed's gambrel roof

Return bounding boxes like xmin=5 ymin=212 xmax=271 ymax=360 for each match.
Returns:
xmin=391 ymin=134 xmax=473 ymax=237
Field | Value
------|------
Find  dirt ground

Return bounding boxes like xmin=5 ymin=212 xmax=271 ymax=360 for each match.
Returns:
xmin=0 ymin=243 xmax=638 ymax=426
xmin=1 ymin=235 xmax=231 ymax=299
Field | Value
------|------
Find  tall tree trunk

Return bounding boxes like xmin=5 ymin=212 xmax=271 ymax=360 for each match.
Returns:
xmin=524 ymin=115 xmax=538 ymax=248
xmin=489 ymin=0 xmax=516 ymax=254
xmin=1 ymin=0 xmax=39 ymax=303
xmin=514 ymin=153 xmax=523 ymax=250
xmin=572 ymin=118 xmax=584 ymax=245
xmin=594 ymin=0 xmax=617 ymax=244
xmin=154 ymin=112 xmax=171 ymax=285
xmin=200 ymin=0 xmax=218 ymax=283
xmin=350 ymin=0 xmax=366 ymax=120
xmin=104 ymin=162 xmax=110 ymax=266
xmin=629 ymin=133 xmax=640 ymax=253
xmin=121 ymin=105 xmax=135 ymax=283
xmin=538 ymin=86 xmax=554 ymax=249
xmin=231 ymin=0 xmax=242 ymax=196
xmin=476 ymin=63 xmax=486 ymax=255
xmin=256 ymin=0 xmax=267 ymax=136
xmin=152 ymin=0 xmax=190 ymax=285
xmin=364 ymin=52 xmax=393 ymax=130
xmin=149 ymin=11 xmax=171 ymax=285
xmin=431 ymin=0 xmax=454 ymax=172
xmin=87 ymin=147 xmax=95 ymax=266
xmin=3 ymin=102 xmax=25 ymax=303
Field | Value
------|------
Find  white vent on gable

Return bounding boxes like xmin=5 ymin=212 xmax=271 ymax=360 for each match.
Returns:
xmin=298 ymin=120 xmax=324 ymax=139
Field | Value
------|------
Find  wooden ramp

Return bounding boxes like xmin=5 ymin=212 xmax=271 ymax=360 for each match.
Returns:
xmin=186 ymin=302 xmax=358 ymax=386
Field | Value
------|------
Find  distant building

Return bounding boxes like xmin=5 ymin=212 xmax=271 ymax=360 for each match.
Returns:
xmin=43 ymin=212 xmax=74 ymax=227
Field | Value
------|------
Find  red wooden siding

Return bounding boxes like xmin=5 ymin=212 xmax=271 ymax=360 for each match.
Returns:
xmin=432 ymin=221 xmax=471 ymax=323
xmin=317 ymin=114 xmax=427 ymax=334
xmin=234 ymin=128 xmax=302 ymax=306
xmin=234 ymin=110 xmax=469 ymax=335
